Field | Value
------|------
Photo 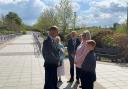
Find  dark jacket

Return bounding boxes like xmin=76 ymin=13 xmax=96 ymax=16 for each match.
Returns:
xmin=81 ymin=50 xmax=96 ymax=81
xmin=81 ymin=50 xmax=96 ymax=73
xmin=67 ymin=38 xmax=80 ymax=54
xmin=42 ymin=36 xmax=60 ymax=67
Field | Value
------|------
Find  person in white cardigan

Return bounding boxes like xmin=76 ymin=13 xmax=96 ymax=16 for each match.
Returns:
xmin=54 ymin=36 xmax=65 ymax=82
xmin=75 ymin=30 xmax=96 ymax=89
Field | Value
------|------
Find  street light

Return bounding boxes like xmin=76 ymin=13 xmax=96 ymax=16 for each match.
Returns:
xmin=126 ymin=2 xmax=128 ymax=33
xmin=73 ymin=12 xmax=76 ymax=30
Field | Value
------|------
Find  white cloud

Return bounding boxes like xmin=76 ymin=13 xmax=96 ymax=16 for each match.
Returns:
xmin=33 ymin=0 xmax=48 ymax=11
xmin=75 ymin=0 xmax=127 ymax=26
xmin=0 ymin=0 xmax=49 ymax=25
xmin=72 ymin=2 xmax=80 ymax=12
xmin=100 ymin=13 xmax=112 ymax=19
xmin=24 ymin=19 xmax=37 ymax=25
xmin=90 ymin=0 xmax=111 ymax=8
xmin=0 ymin=0 xmax=29 ymax=4
xmin=90 ymin=0 xmax=127 ymax=8
xmin=0 ymin=0 xmax=127 ymax=26
xmin=118 ymin=15 xmax=127 ymax=24
xmin=43 ymin=0 xmax=59 ymax=6
xmin=72 ymin=0 xmax=90 ymax=3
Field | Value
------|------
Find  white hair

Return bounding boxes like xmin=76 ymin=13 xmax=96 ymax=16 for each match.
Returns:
xmin=55 ymin=36 xmax=61 ymax=44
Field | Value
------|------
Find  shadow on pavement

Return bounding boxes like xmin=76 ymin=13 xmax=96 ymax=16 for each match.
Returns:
xmin=115 ymin=63 xmax=128 ymax=67
xmin=63 ymin=82 xmax=79 ymax=89
xmin=58 ymin=82 xmax=63 ymax=87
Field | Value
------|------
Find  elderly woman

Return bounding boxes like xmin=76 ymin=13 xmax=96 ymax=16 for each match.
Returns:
xmin=75 ymin=30 xmax=96 ymax=89
xmin=54 ymin=36 xmax=65 ymax=82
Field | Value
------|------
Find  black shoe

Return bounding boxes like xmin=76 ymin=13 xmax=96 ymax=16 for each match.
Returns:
xmin=58 ymin=80 xmax=62 ymax=83
xmin=79 ymin=85 xmax=82 ymax=88
xmin=67 ymin=79 xmax=74 ymax=83
xmin=55 ymin=87 xmax=59 ymax=89
xmin=76 ymin=80 xmax=79 ymax=84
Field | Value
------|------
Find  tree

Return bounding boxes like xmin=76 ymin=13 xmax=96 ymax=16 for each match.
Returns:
xmin=33 ymin=0 xmax=73 ymax=35
xmin=0 ymin=14 xmax=5 ymax=26
xmin=126 ymin=2 xmax=128 ymax=33
xmin=33 ymin=8 xmax=58 ymax=33
xmin=0 ymin=15 xmax=1 ymax=25
xmin=113 ymin=23 xmax=119 ymax=31
xmin=56 ymin=0 xmax=73 ymax=34
xmin=5 ymin=12 xmax=22 ymax=32
xmin=116 ymin=23 xmax=127 ymax=33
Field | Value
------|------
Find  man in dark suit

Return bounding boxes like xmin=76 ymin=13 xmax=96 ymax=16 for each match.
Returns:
xmin=67 ymin=31 xmax=80 ymax=83
xmin=42 ymin=26 xmax=60 ymax=89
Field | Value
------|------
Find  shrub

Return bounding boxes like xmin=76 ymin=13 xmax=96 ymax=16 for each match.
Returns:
xmin=92 ymin=30 xmax=128 ymax=62
xmin=113 ymin=33 xmax=128 ymax=62
xmin=102 ymin=35 xmax=116 ymax=48
xmin=116 ymin=24 xmax=127 ymax=33
xmin=22 ymin=29 xmax=26 ymax=34
xmin=92 ymin=30 xmax=114 ymax=48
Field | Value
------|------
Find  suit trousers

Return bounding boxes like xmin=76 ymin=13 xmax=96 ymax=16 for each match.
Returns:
xmin=81 ymin=71 xmax=96 ymax=89
xmin=69 ymin=54 xmax=80 ymax=80
xmin=44 ymin=66 xmax=58 ymax=89
xmin=76 ymin=67 xmax=81 ymax=81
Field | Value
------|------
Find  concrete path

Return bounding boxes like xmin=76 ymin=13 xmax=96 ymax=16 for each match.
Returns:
xmin=0 ymin=34 xmax=44 ymax=89
xmin=0 ymin=34 xmax=127 ymax=89
xmin=63 ymin=60 xmax=105 ymax=89
xmin=96 ymin=62 xmax=128 ymax=89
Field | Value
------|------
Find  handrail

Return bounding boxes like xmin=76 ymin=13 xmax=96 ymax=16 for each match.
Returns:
xmin=33 ymin=32 xmax=42 ymax=53
xmin=0 ymin=33 xmax=22 ymax=43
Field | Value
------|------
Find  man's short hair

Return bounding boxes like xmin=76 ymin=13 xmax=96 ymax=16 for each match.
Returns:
xmin=49 ymin=26 xmax=59 ymax=31
xmin=71 ymin=31 xmax=77 ymax=34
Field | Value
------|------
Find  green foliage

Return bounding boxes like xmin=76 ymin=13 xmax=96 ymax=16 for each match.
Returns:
xmin=22 ymin=29 xmax=26 ymax=34
xmin=102 ymin=35 xmax=115 ymax=47
xmin=0 ymin=30 xmax=15 ymax=35
xmin=92 ymin=30 xmax=114 ymax=47
xmin=33 ymin=0 xmax=73 ymax=35
xmin=5 ymin=12 xmax=22 ymax=26
xmin=113 ymin=33 xmax=128 ymax=62
xmin=113 ymin=23 xmax=119 ymax=31
xmin=56 ymin=0 xmax=73 ymax=34
xmin=116 ymin=24 xmax=127 ymax=33
xmin=0 ymin=12 xmax=23 ymax=33
xmin=33 ymin=8 xmax=59 ymax=33
xmin=91 ymin=29 xmax=128 ymax=62
xmin=0 ymin=20 xmax=2 ymax=25
xmin=0 ymin=14 xmax=5 ymax=26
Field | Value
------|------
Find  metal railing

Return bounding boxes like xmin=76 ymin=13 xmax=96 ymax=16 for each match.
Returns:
xmin=0 ymin=33 xmax=22 ymax=43
xmin=33 ymin=32 xmax=42 ymax=55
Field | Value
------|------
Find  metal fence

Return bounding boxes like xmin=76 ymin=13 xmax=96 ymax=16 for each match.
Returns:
xmin=0 ymin=33 xmax=22 ymax=43
xmin=33 ymin=32 xmax=42 ymax=55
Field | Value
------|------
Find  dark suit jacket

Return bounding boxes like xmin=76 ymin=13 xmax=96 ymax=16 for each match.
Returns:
xmin=42 ymin=36 xmax=60 ymax=67
xmin=67 ymin=38 xmax=80 ymax=54
xmin=81 ymin=50 xmax=96 ymax=81
xmin=82 ymin=50 xmax=96 ymax=73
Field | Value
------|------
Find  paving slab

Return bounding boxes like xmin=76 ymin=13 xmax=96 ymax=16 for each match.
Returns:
xmin=1 ymin=34 xmax=128 ymax=89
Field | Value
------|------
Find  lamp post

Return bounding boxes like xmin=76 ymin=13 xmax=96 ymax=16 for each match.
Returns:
xmin=73 ymin=12 xmax=76 ymax=30
xmin=126 ymin=2 xmax=128 ymax=33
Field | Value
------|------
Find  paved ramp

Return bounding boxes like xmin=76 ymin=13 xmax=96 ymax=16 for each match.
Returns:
xmin=0 ymin=34 xmax=106 ymax=89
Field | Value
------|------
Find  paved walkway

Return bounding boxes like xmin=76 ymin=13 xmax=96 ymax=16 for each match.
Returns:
xmin=96 ymin=62 xmax=128 ymax=89
xmin=0 ymin=34 xmax=44 ymax=89
xmin=0 ymin=34 xmax=128 ymax=89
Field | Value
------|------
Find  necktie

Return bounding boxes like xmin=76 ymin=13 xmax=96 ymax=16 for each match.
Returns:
xmin=73 ymin=39 xmax=76 ymax=51
xmin=73 ymin=39 xmax=76 ymax=46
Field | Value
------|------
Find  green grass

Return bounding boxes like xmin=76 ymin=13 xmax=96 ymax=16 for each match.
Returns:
xmin=0 ymin=29 xmax=17 ymax=35
xmin=116 ymin=24 xmax=127 ymax=33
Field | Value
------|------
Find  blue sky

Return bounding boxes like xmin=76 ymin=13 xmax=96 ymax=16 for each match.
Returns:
xmin=0 ymin=0 xmax=127 ymax=27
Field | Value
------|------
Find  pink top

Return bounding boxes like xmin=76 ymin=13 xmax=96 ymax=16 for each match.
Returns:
xmin=74 ymin=41 xmax=92 ymax=68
